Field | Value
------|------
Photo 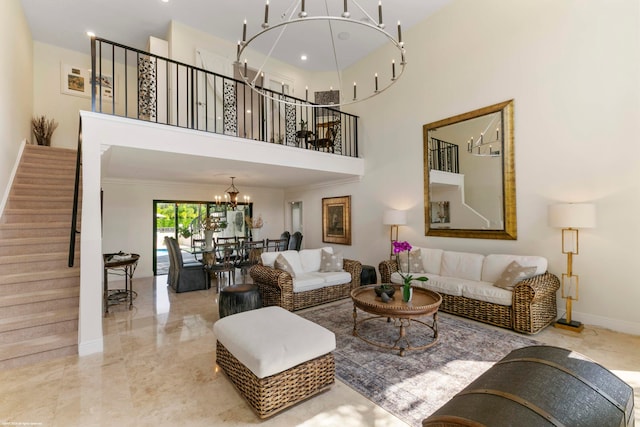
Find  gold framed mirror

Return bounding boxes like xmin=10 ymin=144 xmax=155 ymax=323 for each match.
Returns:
xmin=423 ymin=100 xmax=516 ymax=239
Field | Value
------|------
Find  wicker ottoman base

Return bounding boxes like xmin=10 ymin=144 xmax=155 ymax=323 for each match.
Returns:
xmin=216 ymin=341 xmax=335 ymax=418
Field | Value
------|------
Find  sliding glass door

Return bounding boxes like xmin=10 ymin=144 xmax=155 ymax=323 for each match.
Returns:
xmin=153 ymin=200 xmax=253 ymax=276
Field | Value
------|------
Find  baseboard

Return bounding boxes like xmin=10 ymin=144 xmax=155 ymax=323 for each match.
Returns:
xmin=78 ymin=337 xmax=104 ymax=356
xmin=572 ymin=310 xmax=640 ymax=336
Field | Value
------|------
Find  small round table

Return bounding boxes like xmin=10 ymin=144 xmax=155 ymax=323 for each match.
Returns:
xmin=103 ymin=253 xmax=140 ymax=316
xmin=350 ymin=284 xmax=442 ymax=356
xmin=219 ymin=284 xmax=263 ymax=318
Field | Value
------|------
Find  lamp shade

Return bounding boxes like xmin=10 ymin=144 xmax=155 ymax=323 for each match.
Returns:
xmin=548 ymin=203 xmax=596 ymax=229
xmin=383 ymin=209 xmax=407 ymax=225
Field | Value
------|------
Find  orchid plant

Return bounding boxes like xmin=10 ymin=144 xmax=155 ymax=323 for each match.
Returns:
xmin=392 ymin=240 xmax=428 ymax=302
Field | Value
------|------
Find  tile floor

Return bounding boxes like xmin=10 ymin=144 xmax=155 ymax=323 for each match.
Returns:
xmin=1 ymin=275 xmax=639 ymax=426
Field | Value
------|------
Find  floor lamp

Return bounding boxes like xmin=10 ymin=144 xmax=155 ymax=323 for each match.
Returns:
xmin=383 ymin=210 xmax=407 ymax=261
xmin=548 ymin=203 xmax=596 ymax=332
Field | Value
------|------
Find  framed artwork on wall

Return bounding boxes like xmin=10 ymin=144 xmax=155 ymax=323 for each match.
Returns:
xmin=60 ymin=63 xmax=91 ymax=98
xmin=430 ymin=201 xmax=450 ymax=224
xmin=60 ymin=62 xmax=115 ymax=101
xmin=94 ymin=74 xmax=114 ymax=101
xmin=322 ymin=195 xmax=351 ymax=245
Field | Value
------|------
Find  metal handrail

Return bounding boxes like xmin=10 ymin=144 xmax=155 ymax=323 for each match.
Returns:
xmin=429 ymin=137 xmax=459 ymax=173
xmin=68 ymin=116 xmax=82 ymax=267
xmin=90 ymin=37 xmax=359 ymax=157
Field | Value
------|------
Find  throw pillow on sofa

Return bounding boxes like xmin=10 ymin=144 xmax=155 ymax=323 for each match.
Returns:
xmin=493 ymin=261 xmax=537 ymax=290
xmin=398 ymin=250 xmax=425 ymax=274
xmin=275 ymin=254 xmax=296 ymax=277
xmin=319 ymin=249 xmax=343 ymax=272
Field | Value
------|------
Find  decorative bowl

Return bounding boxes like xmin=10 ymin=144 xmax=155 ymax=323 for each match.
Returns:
xmin=374 ymin=285 xmax=395 ymax=298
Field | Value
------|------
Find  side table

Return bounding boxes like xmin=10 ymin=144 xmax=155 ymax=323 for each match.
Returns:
xmin=219 ymin=284 xmax=262 ymax=318
xmin=103 ymin=253 xmax=140 ymax=316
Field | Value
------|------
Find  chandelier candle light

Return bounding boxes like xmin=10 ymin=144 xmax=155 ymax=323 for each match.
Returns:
xmin=393 ymin=241 xmax=428 ymax=303
xmin=237 ymin=0 xmax=407 ymax=108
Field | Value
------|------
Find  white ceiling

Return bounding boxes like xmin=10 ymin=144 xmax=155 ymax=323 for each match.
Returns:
xmin=102 ymin=145 xmax=360 ymax=189
xmin=22 ymin=0 xmax=450 ymax=68
xmin=21 ymin=0 xmax=451 ymax=189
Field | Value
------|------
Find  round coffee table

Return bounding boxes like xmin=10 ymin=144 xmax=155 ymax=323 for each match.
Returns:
xmin=350 ymin=284 xmax=442 ymax=356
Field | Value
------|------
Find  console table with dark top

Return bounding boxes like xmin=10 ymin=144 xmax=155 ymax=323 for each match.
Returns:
xmin=350 ymin=284 xmax=442 ymax=356
xmin=103 ymin=253 xmax=140 ymax=316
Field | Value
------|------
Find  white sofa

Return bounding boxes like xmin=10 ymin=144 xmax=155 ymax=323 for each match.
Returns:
xmin=379 ymin=248 xmax=560 ymax=334
xmin=250 ymin=247 xmax=362 ymax=311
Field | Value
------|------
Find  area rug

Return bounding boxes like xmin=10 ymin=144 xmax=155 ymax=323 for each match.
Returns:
xmin=299 ymin=300 xmax=541 ymax=427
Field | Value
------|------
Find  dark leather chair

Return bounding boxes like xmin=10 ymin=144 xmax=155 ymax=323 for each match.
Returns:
xmin=165 ymin=237 xmax=209 ymax=293
xmin=288 ymin=231 xmax=303 ymax=250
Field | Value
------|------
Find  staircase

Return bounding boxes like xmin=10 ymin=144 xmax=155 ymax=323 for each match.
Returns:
xmin=0 ymin=145 xmax=80 ymax=370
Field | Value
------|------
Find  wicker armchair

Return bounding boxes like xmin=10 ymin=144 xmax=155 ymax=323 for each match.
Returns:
xmin=379 ymin=259 xmax=560 ymax=334
xmin=250 ymin=259 xmax=362 ymax=311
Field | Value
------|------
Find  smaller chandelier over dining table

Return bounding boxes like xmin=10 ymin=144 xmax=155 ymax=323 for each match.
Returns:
xmin=225 ymin=177 xmax=240 ymax=209
xmin=237 ymin=0 xmax=407 ymax=108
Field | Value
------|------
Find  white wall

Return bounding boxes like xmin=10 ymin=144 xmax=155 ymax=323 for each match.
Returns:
xmin=102 ymin=178 xmax=285 ymax=278
xmin=33 ymin=42 xmax=92 ymax=149
xmin=316 ymin=0 xmax=639 ymax=333
xmin=0 ymin=0 xmax=33 ymax=199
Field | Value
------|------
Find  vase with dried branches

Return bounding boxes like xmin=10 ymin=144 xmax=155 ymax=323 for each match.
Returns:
xmin=31 ymin=115 xmax=58 ymax=146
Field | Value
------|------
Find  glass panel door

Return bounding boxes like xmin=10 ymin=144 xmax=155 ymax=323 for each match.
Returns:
xmin=153 ymin=200 xmax=253 ymax=276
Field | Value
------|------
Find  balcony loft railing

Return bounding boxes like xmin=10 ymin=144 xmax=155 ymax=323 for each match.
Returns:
xmin=428 ymin=137 xmax=459 ymax=173
xmin=89 ymin=37 xmax=359 ymax=157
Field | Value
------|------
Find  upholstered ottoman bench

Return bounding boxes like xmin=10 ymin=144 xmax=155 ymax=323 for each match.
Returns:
xmin=213 ymin=306 xmax=336 ymax=418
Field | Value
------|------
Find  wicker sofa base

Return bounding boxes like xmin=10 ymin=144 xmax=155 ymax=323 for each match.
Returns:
xmin=438 ymin=280 xmax=558 ymax=334
xmin=379 ymin=260 xmax=560 ymax=335
xmin=251 ymin=258 xmax=363 ymax=311
xmin=216 ymin=341 xmax=335 ymax=419
xmin=259 ymin=281 xmax=353 ymax=312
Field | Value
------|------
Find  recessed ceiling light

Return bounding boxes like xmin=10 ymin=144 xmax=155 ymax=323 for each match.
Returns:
xmin=86 ymin=31 xmax=96 ymax=38
xmin=161 ymin=0 xmax=170 ymax=3
xmin=300 ymin=54 xmax=308 ymax=61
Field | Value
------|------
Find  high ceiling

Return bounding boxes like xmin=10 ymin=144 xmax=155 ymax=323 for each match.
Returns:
xmin=22 ymin=0 xmax=450 ymax=67
xmin=21 ymin=0 xmax=451 ymax=188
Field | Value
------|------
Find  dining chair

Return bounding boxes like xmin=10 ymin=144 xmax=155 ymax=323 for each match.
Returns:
xmin=235 ymin=239 xmax=265 ymax=283
xmin=207 ymin=241 xmax=237 ymax=291
xmin=288 ymin=231 xmax=303 ymax=250
xmin=165 ymin=237 xmax=209 ymax=293
xmin=266 ymin=238 xmax=288 ymax=252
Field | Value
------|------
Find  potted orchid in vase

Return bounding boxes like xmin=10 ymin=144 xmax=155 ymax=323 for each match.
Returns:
xmin=393 ymin=241 xmax=429 ymax=302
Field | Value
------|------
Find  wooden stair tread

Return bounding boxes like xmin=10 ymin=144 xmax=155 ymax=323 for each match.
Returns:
xmin=0 ymin=287 xmax=79 ymax=307
xmin=0 ymin=222 xmax=71 ymax=230
xmin=0 ymin=268 xmax=80 ymax=287
xmin=8 ymin=195 xmax=74 ymax=201
xmin=0 ymin=307 xmax=78 ymax=333
xmin=0 ymin=331 xmax=77 ymax=362
xmin=0 ymin=236 xmax=74 ymax=247
xmin=0 ymin=252 xmax=71 ymax=264
xmin=12 ymin=183 xmax=74 ymax=189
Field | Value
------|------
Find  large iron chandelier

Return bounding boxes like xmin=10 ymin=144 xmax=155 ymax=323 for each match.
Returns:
xmin=237 ymin=0 xmax=407 ymax=108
